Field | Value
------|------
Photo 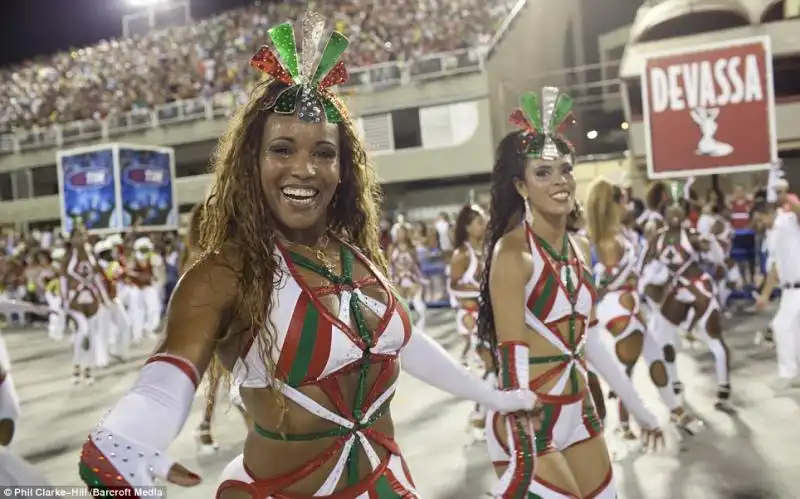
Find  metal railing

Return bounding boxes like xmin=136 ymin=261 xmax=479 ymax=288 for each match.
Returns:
xmin=0 ymin=48 xmax=484 ymax=155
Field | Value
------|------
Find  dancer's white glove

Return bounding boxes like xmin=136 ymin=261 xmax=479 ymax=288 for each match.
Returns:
xmin=400 ymin=328 xmax=536 ymax=413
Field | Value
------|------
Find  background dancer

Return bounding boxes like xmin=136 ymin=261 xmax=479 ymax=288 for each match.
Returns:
xmin=61 ymin=225 xmax=111 ymax=385
xmin=79 ymin=15 xmax=534 ymax=496
xmin=0 ymin=297 xmax=50 ymax=446
xmin=587 ymin=178 xmax=701 ymax=439
xmin=479 ymin=88 xmax=616 ymax=498
xmin=389 ymin=223 xmax=427 ymax=330
xmin=568 ymin=201 xmax=666 ymax=447
xmin=449 ymin=204 xmax=487 ymax=366
xmin=640 ymin=195 xmax=733 ymax=412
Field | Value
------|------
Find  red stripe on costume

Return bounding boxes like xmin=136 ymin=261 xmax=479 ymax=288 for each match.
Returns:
xmin=144 ymin=354 xmax=199 ymax=388
xmin=275 ymin=294 xmax=310 ymax=381
xmin=306 ymin=314 xmax=332 ymax=381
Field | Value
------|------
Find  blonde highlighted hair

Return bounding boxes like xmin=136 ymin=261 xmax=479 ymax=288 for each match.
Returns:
xmin=585 ymin=178 xmax=621 ymax=243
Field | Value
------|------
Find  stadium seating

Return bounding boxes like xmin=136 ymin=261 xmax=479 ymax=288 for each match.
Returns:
xmin=0 ymin=0 xmax=514 ymax=142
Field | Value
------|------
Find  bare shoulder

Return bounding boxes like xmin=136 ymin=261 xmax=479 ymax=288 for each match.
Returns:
xmin=492 ymin=224 xmax=527 ymax=267
xmin=174 ymin=243 xmax=240 ymax=310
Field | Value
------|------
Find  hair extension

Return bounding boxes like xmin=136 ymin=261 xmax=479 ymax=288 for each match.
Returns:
xmin=477 ymin=132 xmax=529 ymax=371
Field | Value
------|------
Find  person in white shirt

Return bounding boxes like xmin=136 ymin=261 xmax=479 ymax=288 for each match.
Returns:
xmin=434 ymin=212 xmax=453 ymax=254
xmin=755 ymin=193 xmax=800 ymax=391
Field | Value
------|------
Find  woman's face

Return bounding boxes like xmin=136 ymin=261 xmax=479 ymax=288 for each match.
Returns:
xmin=516 ymin=158 xmax=576 ymax=218
xmin=666 ymin=204 xmax=684 ymax=228
xmin=467 ymin=213 xmax=487 ymax=240
xmin=396 ymin=226 xmax=410 ymax=243
xmin=425 ymin=231 xmax=439 ymax=248
xmin=260 ymin=114 xmax=341 ymax=236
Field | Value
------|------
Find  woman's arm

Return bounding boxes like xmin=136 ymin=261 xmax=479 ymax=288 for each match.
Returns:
xmin=80 ymin=254 xmax=238 ymax=492
xmin=488 ymin=236 xmax=535 ymax=498
xmin=449 ymin=247 xmax=477 ymax=297
xmin=399 ymin=327 xmax=534 ymax=413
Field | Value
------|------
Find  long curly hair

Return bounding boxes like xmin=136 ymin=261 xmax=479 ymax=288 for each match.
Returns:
xmin=198 ymin=80 xmax=386 ymax=411
xmin=477 ymin=131 xmax=530 ymax=369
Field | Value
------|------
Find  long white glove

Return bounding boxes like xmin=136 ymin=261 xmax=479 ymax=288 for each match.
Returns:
xmin=400 ymin=328 xmax=535 ymax=413
xmin=585 ymin=325 xmax=659 ymax=430
xmin=80 ymin=354 xmax=200 ymax=490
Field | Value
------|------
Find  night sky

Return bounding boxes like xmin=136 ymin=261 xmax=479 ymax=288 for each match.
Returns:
xmin=0 ymin=0 xmax=254 ymax=67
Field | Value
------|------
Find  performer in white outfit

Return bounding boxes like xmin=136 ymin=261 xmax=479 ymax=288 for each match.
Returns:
xmin=640 ymin=189 xmax=733 ymax=412
xmin=95 ymin=239 xmax=132 ymax=361
xmin=61 ymin=226 xmax=113 ymax=384
xmin=44 ymin=248 xmax=66 ymax=341
xmin=478 ymin=88 xmax=619 ymax=498
xmin=449 ymin=204 xmax=487 ymax=367
xmin=755 ymin=187 xmax=800 ymax=391
xmin=127 ymin=238 xmax=161 ymax=340
xmin=0 ymin=298 xmax=50 ymax=446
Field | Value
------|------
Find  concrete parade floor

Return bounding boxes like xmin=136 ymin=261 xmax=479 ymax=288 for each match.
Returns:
xmin=3 ymin=307 xmax=800 ymax=498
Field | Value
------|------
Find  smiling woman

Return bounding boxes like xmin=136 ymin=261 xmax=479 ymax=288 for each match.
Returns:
xmin=78 ymin=10 xmax=535 ymax=499
xmin=479 ymin=88 xmax=617 ymax=498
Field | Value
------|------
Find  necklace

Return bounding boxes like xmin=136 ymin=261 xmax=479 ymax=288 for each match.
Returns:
xmin=289 ymin=233 xmax=335 ymax=273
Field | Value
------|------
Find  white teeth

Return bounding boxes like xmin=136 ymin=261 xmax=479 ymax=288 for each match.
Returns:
xmin=282 ymin=187 xmax=317 ymax=198
xmin=551 ymin=192 xmax=570 ymax=201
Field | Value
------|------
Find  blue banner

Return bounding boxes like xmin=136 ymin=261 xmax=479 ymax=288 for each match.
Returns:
xmin=59 ymin=148 xmax=120 ymax=233
xmin=119 ymin=147 xmax=177 ymax=229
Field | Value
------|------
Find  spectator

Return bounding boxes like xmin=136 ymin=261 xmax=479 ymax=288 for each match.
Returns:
xmin=0 ymin=0 xmax=514 ymax=134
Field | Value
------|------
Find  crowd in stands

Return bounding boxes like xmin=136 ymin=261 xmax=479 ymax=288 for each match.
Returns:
xmin=0 ymin=0 xmax=514 ymax=135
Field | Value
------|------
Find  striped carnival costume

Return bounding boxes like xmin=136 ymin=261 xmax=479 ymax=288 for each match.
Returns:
xmin=79 ymin=13 xmax=534 ymax=499
xmin=487 ymin=225 xmax=618 ymax=498
xmin=640 ymin=198 xmax=732 ymax=412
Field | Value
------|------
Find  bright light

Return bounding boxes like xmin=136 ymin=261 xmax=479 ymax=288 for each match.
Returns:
xmin=586 ymin=130 xmax=598 ymax=140
xmin=128 ymin=0 xmax=165 ymax=7
xmin=621 ymin=122 xmax=629 ymax=130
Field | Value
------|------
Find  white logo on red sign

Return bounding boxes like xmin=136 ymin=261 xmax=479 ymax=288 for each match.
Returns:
xmin=641 ymin=36 xmax=776 ymax=179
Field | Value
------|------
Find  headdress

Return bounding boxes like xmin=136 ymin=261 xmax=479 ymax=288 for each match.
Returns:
xmin=508 ymin=87 xmax=576 ymax=160
xmin=250 ymin=10 xmax=350 ymax=124
xmin=668 ymin=181 xmax=684 ymax=203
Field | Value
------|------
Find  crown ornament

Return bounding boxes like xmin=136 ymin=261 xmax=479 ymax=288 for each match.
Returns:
xmin=509 ymin=87 xmax=576 ymax=160
xmin=250 ymin=10 xmax=350 ymax=124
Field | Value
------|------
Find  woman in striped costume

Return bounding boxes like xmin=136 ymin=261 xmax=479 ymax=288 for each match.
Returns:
xmin=62 ymin=225 xmax=113 ymax=384
xmin=388 ymin=223 xmax=427 ymax=330
xmin=449 ymin=203 xmax=487 ymax=366
xmin=587 ymin=178 xmax=701 ymax=440
xmin=79 ymin=14 xmax=534 ymax=498
xmin=479 ymin=89 xmax=616 ymax=498
xmin=640 ymin=187 xmax=733 ymax=413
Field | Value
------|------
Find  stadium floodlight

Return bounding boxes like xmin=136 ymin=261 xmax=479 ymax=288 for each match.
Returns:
xmin=127 ymin=0 xmax=166 ymax=8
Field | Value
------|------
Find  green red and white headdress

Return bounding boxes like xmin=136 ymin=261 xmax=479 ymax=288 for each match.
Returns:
xmin=508 ymin=86 xmax=576 ymax=160
xmin=250 ymin=11 xmax=350 ymax=124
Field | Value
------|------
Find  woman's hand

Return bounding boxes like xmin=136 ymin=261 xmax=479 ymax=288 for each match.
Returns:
xmin=484 ymin=387 xmax=537 ymax=414
xmin=81 ymin=428 xmax=202 ymax=490
xmin=639 ymin=426 xmax=665 ymax=452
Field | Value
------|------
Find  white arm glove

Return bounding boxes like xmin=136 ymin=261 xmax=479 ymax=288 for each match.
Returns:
xmin=585 ymin=324 xmax=659 ymax=430
xmin=400 ymin=328 xmax=535 ymax=413
xmin=80 ymin=354 xmax=199 ymax=489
